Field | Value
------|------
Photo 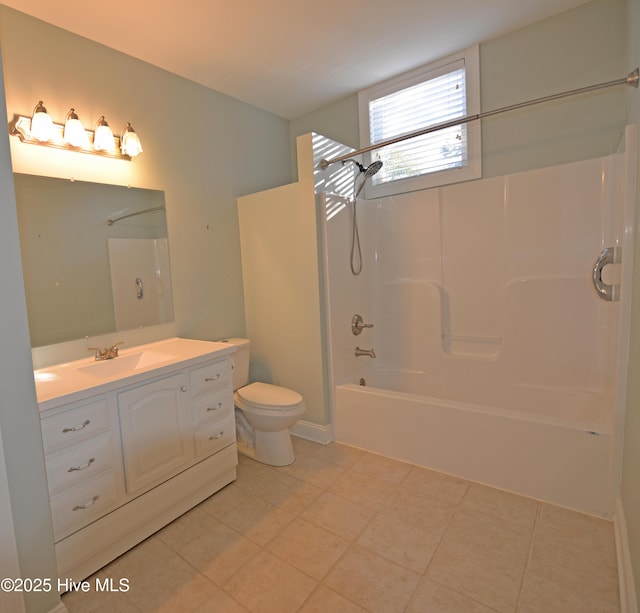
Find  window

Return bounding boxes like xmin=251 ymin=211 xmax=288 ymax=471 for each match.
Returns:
xmin=358 ymin=46 xmax=481 ymax=197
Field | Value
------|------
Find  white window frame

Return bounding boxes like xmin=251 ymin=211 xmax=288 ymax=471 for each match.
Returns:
xmin=358 ymin=45 xmax=481 ymax=198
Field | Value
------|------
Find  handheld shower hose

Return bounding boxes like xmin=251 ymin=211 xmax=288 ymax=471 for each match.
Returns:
xmin=342 ymin=159 xmax=383 ymax=275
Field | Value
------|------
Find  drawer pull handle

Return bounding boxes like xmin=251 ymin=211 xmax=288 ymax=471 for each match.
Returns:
xmin=73 ymin=495 xmax=99 ymax=511
xmin=208 ymin=431 xmax=225 ymax=441
xmin=180 ymin=385 xmax=188 ymax=393
xmin=207 ymin=403 xmax=223 ymax=412
xmin=205 ymin=374 xmax=221 ymax=382
xmin=68 ymin=458 xmax=96 ymax=473
xmin=62 ymin=420 xmax=91 ymax=433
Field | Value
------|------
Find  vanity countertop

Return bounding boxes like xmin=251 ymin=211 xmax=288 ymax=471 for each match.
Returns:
xmin=34 ymin=337 xmax=235 ymax=411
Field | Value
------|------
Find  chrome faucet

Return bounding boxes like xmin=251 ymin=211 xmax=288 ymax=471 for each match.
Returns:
xmin=355 ymin=346 xmax=376 ymax=358
xmin=88 ymin=341 xmax=123 ymax=361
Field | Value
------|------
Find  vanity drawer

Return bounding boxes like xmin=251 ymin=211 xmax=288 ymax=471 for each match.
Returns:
xmin=194 ymin=415 xmax=235 ymax=459
xmin=41 ymin=397 xmax=111 ymax=455
xmin=45 ymin=434 xmax=116 ymax=496
xmin=192 ymin=388 xmax=233 ymax=427
xmin=189 ymin=359 xmax=231 ymax=396
xmin=50 ymin=472 xmax=119 ymax=542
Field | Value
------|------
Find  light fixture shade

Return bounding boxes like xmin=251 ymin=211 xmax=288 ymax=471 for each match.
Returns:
xmin=120 ymin=123 xmax=143 ymax=157
xmin=63 ymin=108 xmax=90 ymax=148
xmin=93 ymin=116 xmax=116 ymax=152
xmin=30 ymin=101 xmax=53 ymax=142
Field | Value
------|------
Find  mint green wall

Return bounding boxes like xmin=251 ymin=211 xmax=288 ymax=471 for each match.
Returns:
xmin=479 ymin=0 xmax=625 ymax=176
xmin=0 ymin=6 xmax=293 ymax=611
xmin=290 ymin=0 xmax=626 ymax=179
xmin=0 ymin=45 xmax=59 ymax=613
xmin=623 ymin=0 xmax=640 ymax=603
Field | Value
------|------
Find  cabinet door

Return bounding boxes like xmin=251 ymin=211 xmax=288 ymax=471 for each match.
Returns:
xmin=118 ymin=372 xmax=193 ymax=495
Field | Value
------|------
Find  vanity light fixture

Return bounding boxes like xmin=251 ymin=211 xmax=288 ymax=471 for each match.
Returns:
xmin=8 ymin=100 xmax=143 ymax=161
xmin=30 ymin=100 xmax=53 ymax=142
xmin=63 ymin=108 xmax=90 ymax=148
xmin=93 ymin=116 xmax=116 ymax=153
xmin=120 ymin=123 xmax=143 ymax=157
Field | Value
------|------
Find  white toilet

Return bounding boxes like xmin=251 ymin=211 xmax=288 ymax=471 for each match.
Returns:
xmin=222 ymin=338 xmax=305 ymax=466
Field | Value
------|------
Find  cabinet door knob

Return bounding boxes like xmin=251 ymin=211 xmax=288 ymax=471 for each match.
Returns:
xmin=180 ymin=385 xmax=188 ymax=392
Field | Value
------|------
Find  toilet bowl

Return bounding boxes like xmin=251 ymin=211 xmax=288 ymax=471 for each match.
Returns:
xmin=220 ymin=338 xmax=305 ymax=466
xmin=235 ymin=382 xmax=305 ymax=466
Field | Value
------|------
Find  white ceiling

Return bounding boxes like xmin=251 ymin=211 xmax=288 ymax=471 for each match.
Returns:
xmin=2 ymin=0 xmax=592 ymax=119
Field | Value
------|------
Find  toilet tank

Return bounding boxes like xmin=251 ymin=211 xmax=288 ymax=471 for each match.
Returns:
xmin=219 ymin=338 xmax=250 ymax=390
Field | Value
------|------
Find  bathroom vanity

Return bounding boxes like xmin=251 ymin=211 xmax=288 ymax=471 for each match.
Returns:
xmin=34 ymin=337 xmax=237 ymax=583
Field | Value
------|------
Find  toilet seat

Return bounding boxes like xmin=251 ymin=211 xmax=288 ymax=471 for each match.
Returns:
xmin=235 ymin=382 xmax=304 ymax=411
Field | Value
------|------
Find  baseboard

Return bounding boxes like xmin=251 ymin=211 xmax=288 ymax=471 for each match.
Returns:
xmin=615 ymin=497 xmax=638 ymax=613
xmin=48 ymin=603 xmax=68 ymax=613
xmin=291 ymin=419 xmax=333 ymax=445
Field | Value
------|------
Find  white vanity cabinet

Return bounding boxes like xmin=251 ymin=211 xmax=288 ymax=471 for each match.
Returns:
xmin=35 ymin=338 xmax=237 ymax=584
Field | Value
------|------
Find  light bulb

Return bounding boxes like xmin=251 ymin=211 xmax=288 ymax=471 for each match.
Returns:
xmin=63 ymin=109 xmax=90 ymax=148
xmin=120 ymin=123 xmax=143 ymax=157
xmin=30 ymin=101 xmax=53 ymax=142
xmin=93 ymin=116 xmax=116 ymax=152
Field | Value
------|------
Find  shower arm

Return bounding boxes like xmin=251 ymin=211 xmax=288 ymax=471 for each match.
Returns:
xmin=319 ymin=68 xmax=639 ymax=170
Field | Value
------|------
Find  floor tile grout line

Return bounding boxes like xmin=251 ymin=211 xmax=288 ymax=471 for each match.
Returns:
xmin=420 ymin=476 xmax=470 ymax=580
xmin=170 ymin=461 xmax=312 ymax=611
xmin=406 ymin=477 xmax=511 ymax=613
xmin=229 ymin=453 xmax=376 ymax=612
xmin=170 ymin=544 xmax=252 ymax=611
xmin=148 ymin=498 xmax=262 ymax=610
xmin=268 ymin=452 xmax=421 ymax=611
xmin=514 ymin=500 xmax=542 ymax=612
xmin=347 ymin=476 xmax=458 ymax=612
xmin=171 ymin=475 xmax=315 ymax=612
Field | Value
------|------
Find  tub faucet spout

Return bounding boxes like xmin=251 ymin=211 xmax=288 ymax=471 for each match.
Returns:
xmin=355 ymin=347 xmax=376 ymax=358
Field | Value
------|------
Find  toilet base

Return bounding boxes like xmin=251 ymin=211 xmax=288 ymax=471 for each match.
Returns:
xmin=237 ymin=429 xmax=296 ymax=466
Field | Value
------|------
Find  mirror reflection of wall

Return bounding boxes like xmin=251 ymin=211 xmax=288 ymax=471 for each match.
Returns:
xmin=13 ymin=174 xmax=174 ymax=348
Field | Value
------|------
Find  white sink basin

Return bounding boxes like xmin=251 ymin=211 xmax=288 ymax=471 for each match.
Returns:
xmin=76 ymin=351 xmax=173 ymax=379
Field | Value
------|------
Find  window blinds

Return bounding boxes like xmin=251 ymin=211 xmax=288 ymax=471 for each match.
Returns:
xmin=368 ymin=65 xmax=467 ymax=185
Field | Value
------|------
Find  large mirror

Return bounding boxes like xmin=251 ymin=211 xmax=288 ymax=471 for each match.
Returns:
xmin=14 ymin=174 xmax=174 ymax=348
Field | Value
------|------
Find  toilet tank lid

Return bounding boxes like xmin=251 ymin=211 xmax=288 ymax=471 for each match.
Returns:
xmin=237 ymin=382 xmax=303 ymax=408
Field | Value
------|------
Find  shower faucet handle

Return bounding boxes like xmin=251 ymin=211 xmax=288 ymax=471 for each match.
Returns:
xmin=352 ymin=314 xmax=374 ymax=336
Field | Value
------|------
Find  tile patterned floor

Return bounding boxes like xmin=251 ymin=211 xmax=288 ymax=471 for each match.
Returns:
xmin=62 ymin=438 xmax=620 ymax=613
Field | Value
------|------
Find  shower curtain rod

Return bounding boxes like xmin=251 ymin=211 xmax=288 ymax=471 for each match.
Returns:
xmin=319 ymin=68 xmax=639 ymax=170
xmin=107 ymin=206 xmax=165 ymax=226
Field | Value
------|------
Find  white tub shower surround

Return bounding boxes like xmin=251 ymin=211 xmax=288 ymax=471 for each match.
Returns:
xmin=317 ymin=127 xmax=637 ymax=517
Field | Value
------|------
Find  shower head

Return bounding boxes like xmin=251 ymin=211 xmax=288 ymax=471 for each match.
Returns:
xmin=364 ymin=160 xmax=383 ymax=178
xmin=342 ymin=158 xmax=383 ymax=178
xmin=355 ymin=160 xmax=384 ymax=198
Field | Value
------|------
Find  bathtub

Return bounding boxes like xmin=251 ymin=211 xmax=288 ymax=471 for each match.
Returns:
xmin=333 ymin=366 xmax=614 ymax=516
